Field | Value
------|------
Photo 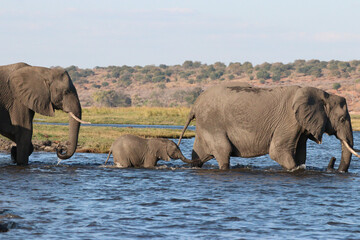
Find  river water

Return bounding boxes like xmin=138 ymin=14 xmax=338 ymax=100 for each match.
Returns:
xmin=1 ymin=133 xmax=360 ymax=239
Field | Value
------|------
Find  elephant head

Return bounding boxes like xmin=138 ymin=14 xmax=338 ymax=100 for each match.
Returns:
xmin=292 ymin=87 xmax=359 ymax=172
xmin=158 ymin=139 xmax=194 ymax=164
xmin=8 ymin=64 xmax=85 ymax=160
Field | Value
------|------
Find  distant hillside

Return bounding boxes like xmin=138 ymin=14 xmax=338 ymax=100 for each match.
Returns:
xmin=63 ymin=60 xmax=360 ymax=112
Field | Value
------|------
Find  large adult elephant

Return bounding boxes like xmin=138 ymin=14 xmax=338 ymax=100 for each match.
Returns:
xmin=178 ymin=83 xmax=360 ymax=172
xmin=0 ymin=62 xmax=86 ymax=165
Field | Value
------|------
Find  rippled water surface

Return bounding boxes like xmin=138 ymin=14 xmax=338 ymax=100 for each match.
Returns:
xmin=1 ymin=133 xmax=360 ymax=239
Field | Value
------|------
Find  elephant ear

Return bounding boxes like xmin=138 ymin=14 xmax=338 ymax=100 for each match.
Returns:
xmin=8 ymin=66 xmax=55 ymax=117
xmin=292 ymin=87 xmax=328 ymax=143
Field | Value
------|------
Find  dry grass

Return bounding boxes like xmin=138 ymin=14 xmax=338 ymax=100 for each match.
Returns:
xmin=350 ymin=114 xmax=360 ymax=131
xmin=35 ymin=107 xmax=192 ymax=125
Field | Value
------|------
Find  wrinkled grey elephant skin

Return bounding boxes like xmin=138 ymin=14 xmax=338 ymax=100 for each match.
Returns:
xmin=178 ymin=83 xmax=356 ymax=172
xmin=0 ymin=63 xmax=82 ymax=165
xmin=105 ymin=134 xmax=193 ymax=168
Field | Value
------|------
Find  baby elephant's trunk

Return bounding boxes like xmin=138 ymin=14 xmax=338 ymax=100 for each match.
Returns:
xmin=179 ymin=155 xmax=202 ymax=166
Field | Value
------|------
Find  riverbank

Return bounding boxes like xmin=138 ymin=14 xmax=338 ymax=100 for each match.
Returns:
xmin=0 ymin=107 xmax=359 ymax=154
xmin=0 ymin=124 xmax=195 ymax=154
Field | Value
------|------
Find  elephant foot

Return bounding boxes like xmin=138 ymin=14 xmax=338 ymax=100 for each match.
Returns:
xmin=219 ymin=163 xmax=230 ymax=170
xmin=11 ymin=146 xmax=17 ymax=163
xmin=11 ymin=144 xmax=33 ymax=165
xmin=191 ymin=159 xmax=203 ymax=168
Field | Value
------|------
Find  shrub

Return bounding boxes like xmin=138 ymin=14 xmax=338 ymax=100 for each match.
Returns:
xmin=119 ymin=73 xmax=132 ymax=86
xmin=93 ymin=90 xmax=131 ymax=107
xmin=256 ymin=70 xmax=270 ymax=80
xmin=242 ymin=62 xmax=253 ymax=71
xmin=101 ymin=82 xmax=109 ymax=87
xmin=332 ymin=83 xmax=341 ymax=90
xmin=184 ymin=87 xmax=203 ymax=105
xmin=193 ymin=61 xmax=202 ymax=68
xmin=174 ymin=87 xmax=203 ymax=105
xmin=228 ymin=62 xmax=243 ymax=76
xmin=272 ymin=73 xmax=281 ymax=82
xmin=310 ymin=67 xmax=323 ymax=77
xmin=182 ymin=60 xmax=193 ymax=68
xmin=152 ymin=75 xmax=166 ymax=83
xmin=158 ymin=83 xmax=166 ymax=89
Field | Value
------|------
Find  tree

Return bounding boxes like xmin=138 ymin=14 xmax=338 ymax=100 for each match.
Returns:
xmin=119 ymin=73 xmax=132 ymax=86
xmin=242 ymin=62 xmax=253 ymax=72
xmin=182 ymin=60 xmax=193 ymax=68
xmin=256 ymin=69 xmax=270 ymax=80
xmin=228 ymin=62 xmax=243 ymax=76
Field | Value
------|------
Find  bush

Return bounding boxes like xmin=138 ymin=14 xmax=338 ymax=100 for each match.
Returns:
xmin=182 ymin=61 xmax=193 ymax=68
xmin=333 ymin=83 xmax=341 ymax=90
xmin=158 ymin=83 xmax=166 ymax=89
xmin=272 ymin=73 xmax=281 ymax=82
xmin=174 ymin=87 xmax=203 ymax=105
xmin=152 ymin=75 xmax=166 ymax=83
xmin=256 ymin=70 xmax=270 ymax=80
xmin=101 ymin=82 xmax=109 ymax=87
xmin=209 ymin=70 xmax=224 ymax=80
xmin=228 ymin=62 xmax=243 ymax=76
xmin=184 ymin=87 xmax=203 ymax=105
xmin=93 ymin=90 xmax=131 ymax=107
xmin=119 ymin=73 xmax=132 ymax=86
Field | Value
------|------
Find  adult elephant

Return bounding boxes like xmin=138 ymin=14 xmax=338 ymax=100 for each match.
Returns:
xmin=178 ymin=83 xmax=360 ymax=172
xmin=0 ymin=62 xmax=86 ymax=165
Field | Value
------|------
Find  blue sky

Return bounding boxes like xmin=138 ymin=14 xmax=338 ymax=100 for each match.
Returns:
xmin=1 ymin=0 xmax=360 ymax=68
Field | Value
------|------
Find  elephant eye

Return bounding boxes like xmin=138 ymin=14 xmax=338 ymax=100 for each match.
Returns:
xmin=340 ymin=116 xmax=346 ymax=123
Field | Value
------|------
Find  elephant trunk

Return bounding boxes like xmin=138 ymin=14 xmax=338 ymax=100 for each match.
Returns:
xmin=179 ymin=155 xmax=194 ymax=164
xmin=178 ymin=154 xmax=203 ymax=166
xmin=337 ymin=121 xmax=354 ymax=172
xmin=56 ymin=95 xmax=82 ymax=160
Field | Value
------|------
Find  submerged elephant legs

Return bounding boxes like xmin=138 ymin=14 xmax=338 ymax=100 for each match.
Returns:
xmin=191 ymin=127 xmax=310 ymax=171
xmin=191 ymin=133 xmax=232 ymax=170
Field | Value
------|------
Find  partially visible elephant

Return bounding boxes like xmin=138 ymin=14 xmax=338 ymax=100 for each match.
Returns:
xmin=104 ymin=134 xmax=194 ymax=168
xmin=0 ymin=62 xmax=87 ymax=165
xmin=178 ymin=83 xmax=360 ymax=172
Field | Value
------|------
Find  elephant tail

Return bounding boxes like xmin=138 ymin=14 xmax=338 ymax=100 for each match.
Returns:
xmin=104 ymin=148 xmax=112 ymax=165
xmin=177 ymin=109 xmax=195 ymax=146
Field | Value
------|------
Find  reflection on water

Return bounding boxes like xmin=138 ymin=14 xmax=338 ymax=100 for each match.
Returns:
xmin=0 ymin=134 xmax=360 ymax=239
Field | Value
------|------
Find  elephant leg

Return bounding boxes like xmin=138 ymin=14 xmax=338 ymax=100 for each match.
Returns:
xmin=15 ymin=142 xmax=32 ymax=166
xmin=11 ymin=146 xmax=17 ymax=163
xmin=294 ymin=134 xmax=307 ymax=166
xmin=203 ymin=133 xmax=232 ymax=170
xmin=143 ymin=157 xmax=157 ymax=168
xmin=269 ymin=141 xmax=297 ymax=170
xmin=13 ymin=129 xmax=34 ymax=165
xmin=269 ymin=128 xmax=300 ymax=170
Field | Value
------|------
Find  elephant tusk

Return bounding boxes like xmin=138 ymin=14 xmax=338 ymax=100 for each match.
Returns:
xmin=69 ymin=112 xmax=91 ymax=124
xmin=342 ymin=141 xmax=360 ymax=158
xmin=353 ymin=148 xmax=360 ymax=153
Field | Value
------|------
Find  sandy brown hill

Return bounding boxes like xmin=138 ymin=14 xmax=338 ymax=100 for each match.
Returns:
xmin=67 ymin=61 xmax=360 ymax=112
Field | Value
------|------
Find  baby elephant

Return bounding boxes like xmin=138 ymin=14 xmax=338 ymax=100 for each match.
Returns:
xmin=104 ymin=134 xmax=193 ymax=168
